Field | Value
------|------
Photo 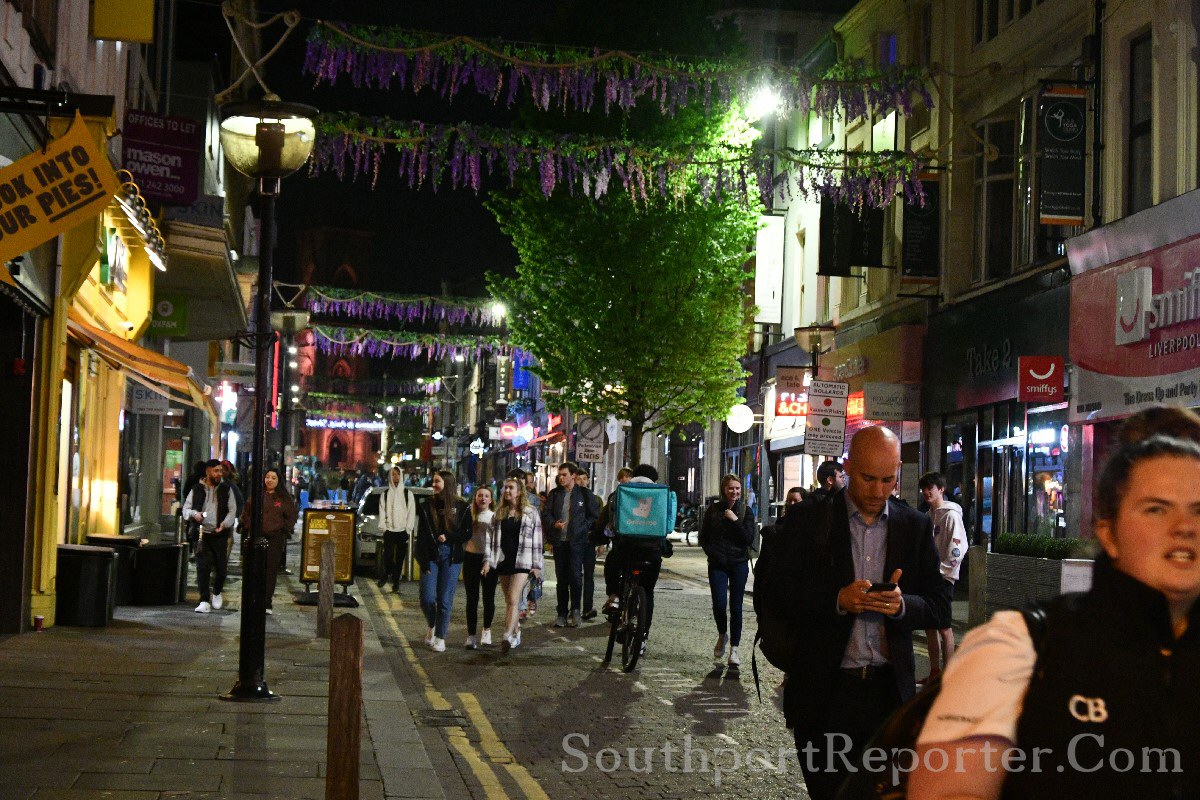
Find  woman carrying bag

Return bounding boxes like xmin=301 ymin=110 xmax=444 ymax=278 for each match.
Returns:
xmin=699 ymin=474 xmax=757 ymax=668
xmin=482 ymin=476 xmax=544 ymax=653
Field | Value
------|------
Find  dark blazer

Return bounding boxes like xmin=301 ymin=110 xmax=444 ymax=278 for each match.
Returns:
xmin=781 ymin=490 xmax=946 ymax=730
xmin=414 ymin=496 xmax=471 ymax=564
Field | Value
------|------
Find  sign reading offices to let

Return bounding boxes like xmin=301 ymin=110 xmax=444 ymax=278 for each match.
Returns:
xmin=804 ymin=380 xmax=850 ymax=457
xmin=123 ymin=109 xmax=203 ymax=206
xmin=0 ymin=113 xmax=121 ymax=267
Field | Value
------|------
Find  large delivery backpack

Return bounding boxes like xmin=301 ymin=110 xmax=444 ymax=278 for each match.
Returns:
xmin=613 ymin=482 xmax=677 ymax=539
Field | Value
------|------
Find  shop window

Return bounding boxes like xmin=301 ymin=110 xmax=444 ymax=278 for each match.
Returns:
xmin=1127 ymin=32 xmax=1153 ymax=215
xmin=1024 ymin=407 xmax=1068 ymax=537
xmin=942 ymin=413 xmax=978 ymax=544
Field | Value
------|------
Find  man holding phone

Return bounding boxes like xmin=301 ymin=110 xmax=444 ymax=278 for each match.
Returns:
xmin=780 ymin=425 xmax=947 ymax=800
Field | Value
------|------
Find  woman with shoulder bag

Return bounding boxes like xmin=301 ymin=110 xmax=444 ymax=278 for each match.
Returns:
xmin=699 ymin=474 xmax=756 ymax=668
xmin=482 ymin=476 xmax=544 ymax=653
xmin=415 ymin=470 xmax=471 ymax=652
xmin=238 ymin=467 xmax=298 ymax=614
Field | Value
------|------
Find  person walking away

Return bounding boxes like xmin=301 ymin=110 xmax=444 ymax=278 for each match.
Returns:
xmin=917 ymin=470 xmax=966 ymax=683
xmin=542 ymin=461 xmax=600 ymax=628
xmin=239 ymin=467 xmax=298 ymax=614
xmin=310 ymin=470 xmax=328 ymax=502
xmin=483 ymin=477 xmax=544 ymax=652
xmin=377 ymin=466 xmax=416 ymax=593
xmin=780 ymin=426 xmax=945 ymax=800
xmin=463 ymin=487 xmax=499 ymax=648
xmin=699 ymin=474 xmax=756 ymax=668
xmin=910 ymin=405 xmax=1200 ymax=799
xmin=415 ymin=470 xmax=470 ymax=652
xmin=182 ymin=459 xmax=237 ymax=613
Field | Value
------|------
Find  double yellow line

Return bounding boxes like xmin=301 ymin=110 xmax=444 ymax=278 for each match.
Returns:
xmin=367 ymin=582 xmax=549 ymax=800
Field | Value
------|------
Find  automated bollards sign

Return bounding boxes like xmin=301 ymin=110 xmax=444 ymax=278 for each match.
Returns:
xmin=803 ymin=380 xmax=850 ymax=457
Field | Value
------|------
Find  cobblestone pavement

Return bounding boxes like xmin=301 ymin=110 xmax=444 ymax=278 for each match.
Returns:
xmin=363 ymin=544 xmax=936 ymax=800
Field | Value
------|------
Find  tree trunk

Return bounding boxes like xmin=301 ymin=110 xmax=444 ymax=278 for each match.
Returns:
xmin=628 ymin=417 xmax=644 ymax=464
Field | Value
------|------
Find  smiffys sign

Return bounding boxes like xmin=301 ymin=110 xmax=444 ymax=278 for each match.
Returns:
xmin=0 ymin=114 xmax=120 ymax=266
xmin=1018 ymin=356 xmax=1065 ymax=403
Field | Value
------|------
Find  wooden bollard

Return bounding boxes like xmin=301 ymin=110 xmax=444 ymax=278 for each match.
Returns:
xmin=317 ymin=540 xmax=335 ymax=639
xmin=326 ymin=613 xmax=363 ymax=800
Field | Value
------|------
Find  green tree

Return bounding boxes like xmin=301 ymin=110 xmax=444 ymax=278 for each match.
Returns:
xmin=487 ymin=185 xmax=758 ymax=456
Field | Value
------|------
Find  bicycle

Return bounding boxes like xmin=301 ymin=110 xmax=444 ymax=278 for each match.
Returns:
xmin=602 ymin=557 xmax=651 ymax=672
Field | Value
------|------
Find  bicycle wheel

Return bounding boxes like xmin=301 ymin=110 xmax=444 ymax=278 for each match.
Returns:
xmin=620 ymin=585 xmax=649 ymax=672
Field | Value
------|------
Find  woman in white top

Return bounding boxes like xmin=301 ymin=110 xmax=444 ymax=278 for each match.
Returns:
xmin=462 ymin=487 xmax=499 ymax=649
xmin=482 ymin=478 xmax=544 ymax=652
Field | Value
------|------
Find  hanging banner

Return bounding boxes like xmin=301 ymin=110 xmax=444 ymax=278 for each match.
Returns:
xmin=901 ymin=174 xmax=941 ymax=282
xmin=1038 ymin=86 xmax=1087 ymax=226
xmin=0 ymin=113 xmax=120 ymax=268
xmin=818 ymin=198 xmax=884 ymax=277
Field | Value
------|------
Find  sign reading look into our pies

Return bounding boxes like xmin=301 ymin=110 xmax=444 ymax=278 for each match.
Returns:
xmin=0 ymin=113 xmax=120 ymax=267
xmin=804 ymin=380 xmax=850 ymax=457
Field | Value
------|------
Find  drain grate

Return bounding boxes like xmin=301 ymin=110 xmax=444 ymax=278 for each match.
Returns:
xmin=414 ymin=709 xmax=467 ymax=727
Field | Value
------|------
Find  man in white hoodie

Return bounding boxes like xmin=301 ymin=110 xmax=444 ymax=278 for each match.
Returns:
xmin=377 ymin=466 xmax=416 ymax=593
xmin=918 ymin=471 xmax=967 ymax=682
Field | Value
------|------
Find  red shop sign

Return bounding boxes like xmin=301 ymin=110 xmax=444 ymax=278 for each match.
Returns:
xmin=1018 ymin=356 xmax=1065 ymax=403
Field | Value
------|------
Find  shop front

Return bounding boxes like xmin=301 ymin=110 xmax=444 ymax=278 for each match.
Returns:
xmin=923 ymin=276 xmax=1070 ymax=547
xmin=1067 ymin=188 xmax=1200 ymax=537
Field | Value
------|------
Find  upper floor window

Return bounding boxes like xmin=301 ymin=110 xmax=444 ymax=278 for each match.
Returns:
xmin=764 ymin=31 xmax=798 ymax=63
xmin=975 ymin=0 xmax=1050 ymax=46
xmin=972 ymin=118 xmax=1015 ymax=283
xmin=1127 ymin=33 xmax=1153 ymax=215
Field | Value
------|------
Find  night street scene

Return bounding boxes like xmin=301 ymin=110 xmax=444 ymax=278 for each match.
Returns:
xmin=0 ymin=0 xmax=1198 ymax=798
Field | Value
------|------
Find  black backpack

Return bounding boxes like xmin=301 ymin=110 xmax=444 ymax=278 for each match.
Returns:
xmin=833 ymin=605 xmax=1049 ymax=800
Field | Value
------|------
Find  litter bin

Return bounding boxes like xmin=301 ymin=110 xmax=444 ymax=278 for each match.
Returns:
xmin=56 ymin=544 xmax=117 ymax=626
xmin=86 ymin=534 xmax=140 ymax=604
xmin=132 ymin=543 xmax=185 ymax=605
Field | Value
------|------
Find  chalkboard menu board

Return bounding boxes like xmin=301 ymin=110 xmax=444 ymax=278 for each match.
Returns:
xmin=301 ymin=508 xmax=356 ymax=584
xmin=901 ymin=175 xmax=941 ymax=280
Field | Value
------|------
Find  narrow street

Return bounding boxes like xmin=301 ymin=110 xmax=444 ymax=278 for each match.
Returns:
xmin=360 ymin=544 xmax=935 ymax=799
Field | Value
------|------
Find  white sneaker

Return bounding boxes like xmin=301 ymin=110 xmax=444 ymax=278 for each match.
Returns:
xmin=728 ymin=647 xmax=741 ymax=667
xmin=480 ymin=629 xmax=492 ymax=646
xmin=713 ymin=633 xmax=727 ymax=661
xmin=194 ymin=602 xmax=212 ymax=614
xmin=465 ymin=635 xmax=477 ymax=650
xmin=511 ymin=631 xmax=521 ymax=649
xmin=265 ymin=608 xmax=274 ymax=615
xmin=431 ymin=637 xmax=446 ymax=652
xmin=211 ymin=594 xmax=223 ymax=610
xmin=424 ymin=628 xmax=435 ymax=647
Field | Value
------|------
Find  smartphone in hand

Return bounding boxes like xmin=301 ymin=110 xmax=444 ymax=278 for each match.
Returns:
xmin=867 ymin=582 xmax=897 ymax=593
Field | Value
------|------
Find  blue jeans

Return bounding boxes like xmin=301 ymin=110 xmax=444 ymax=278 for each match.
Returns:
xmin=553 ymin=538 xmax=588 ymax=617
xmin=420 ymin=544 xmax=462 ymax=639
xmin=708 ymin=560 xmax=749 ymax=647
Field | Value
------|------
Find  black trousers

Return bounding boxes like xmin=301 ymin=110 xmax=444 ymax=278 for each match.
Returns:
xmin=794 ymin=667 xmax=902 ymax=800
xmin=196 ymin=530 xmax=231 ymax=602
xmin=603 ymin=544 xmax=661 ymax=633
xmin=378 ymin=530 xmax=409 ymax=587
xmin=461 ymin=551 xmax=499 ymax=635
xmin=262 ymin=530 xmax=287 ymax=609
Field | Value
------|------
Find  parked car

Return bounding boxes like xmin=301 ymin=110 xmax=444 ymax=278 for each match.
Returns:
xmin=354 ymin=485 xmax=432 ymax=573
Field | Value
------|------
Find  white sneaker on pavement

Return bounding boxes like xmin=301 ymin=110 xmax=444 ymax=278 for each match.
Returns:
xmin=425 ymin=628 xmax=435 ymax=647
xmin=194 ymin=602 xmax=212 ymax=614
xmin=511 ymin=631 xmax=521 ymax=649
xmin=480 ymin=629 xmax=492 ymax=646
xmin=211 ymin=594 xmax=223 ymax=610
xmin=465 ymin=635 xmax=477 ymax=650
xmin=431 ymin=637 xmax=446 ymax=652
xmin=265 ymin=608 xmax=273 ymax=615
xmin=728 ymin=647 xmax=741 ymax=667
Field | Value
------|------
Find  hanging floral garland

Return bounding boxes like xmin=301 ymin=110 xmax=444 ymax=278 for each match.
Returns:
xmin=305 ymin=285 xmax=503 ymax=326
xmin=306 ymin=392 xmax=436 ymax=415
xmin=304 ymin=22 xmax=931 ymax=123
xmin=311 ymin=114 xmax=925 ymax=210
xmin=304 ymin=375 xmax=442 ymax=396
xmin=312 ymin=325 xmax=510 ymax=360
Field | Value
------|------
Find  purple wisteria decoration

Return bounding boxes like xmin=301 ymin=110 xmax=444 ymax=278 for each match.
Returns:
xmin=312 ymin=326 xmax=511 ymax=362
xmin=304 ymin=286 xmax=504 ymax=326
xmin=311 ymin=115 xmax=927 ymax=210
xmin=303 ymin=23 xmax=932 ymax=125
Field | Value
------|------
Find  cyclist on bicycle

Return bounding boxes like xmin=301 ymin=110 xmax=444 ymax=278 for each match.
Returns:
xmin=594 ymin=463 xmax=672 ymax=653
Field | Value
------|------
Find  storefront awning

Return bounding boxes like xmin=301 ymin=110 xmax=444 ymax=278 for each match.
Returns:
xmin=505 ymin=430 xmax=565 ymax=453
xmin=66 ymin=308 xmax=218 ymax=423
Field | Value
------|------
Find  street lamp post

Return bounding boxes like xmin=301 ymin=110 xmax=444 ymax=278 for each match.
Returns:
xmin=219 ymin=97 xmax=317 ymax=702
xmin=794 ymin=324 xmax=837 ymax=382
